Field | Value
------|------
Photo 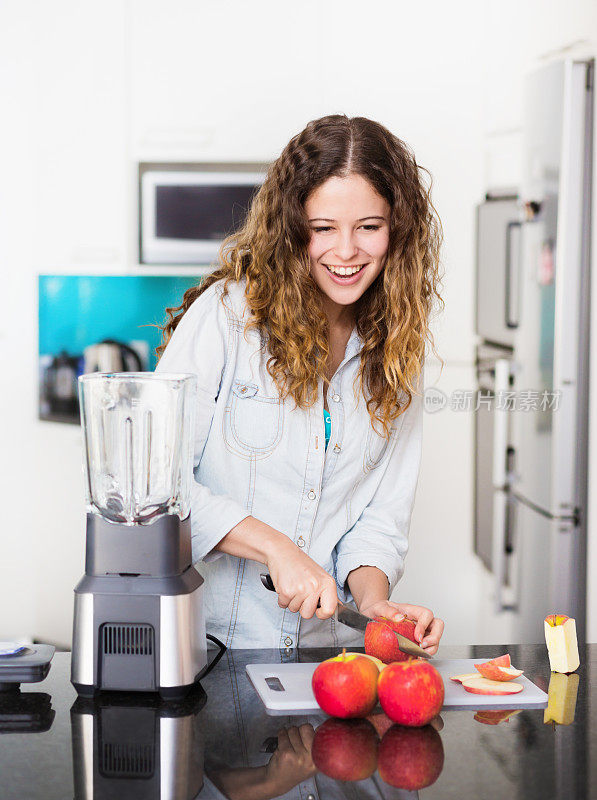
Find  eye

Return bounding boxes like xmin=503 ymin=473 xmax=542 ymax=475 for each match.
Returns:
xmin=361 ymin=224 xmax=381 ymax=231
xmin=312 ymin=226 xmax=333 ymax=233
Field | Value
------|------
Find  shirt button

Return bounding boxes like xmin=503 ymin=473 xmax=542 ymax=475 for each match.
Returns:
xmin=307 ymin=795 xmax=316 ymax=800
xmin=297 ymin=536 xmax=305 ymax=548
xmin=333 ymin=443 xmax=341 ymax=454
xmin=284 ymin=636 xmax=293 ymax=647
xmin=307 ymin=490 xmax=316 ymax=500
xmin=332 ymin=393 xmax=341 ymax=403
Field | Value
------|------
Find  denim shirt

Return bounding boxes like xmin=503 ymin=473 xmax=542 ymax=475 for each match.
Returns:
xmin=155 ymin=279 xmax=423 ymax=649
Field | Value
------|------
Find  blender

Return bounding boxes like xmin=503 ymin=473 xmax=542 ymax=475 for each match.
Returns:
xmin=71 ymin=373 xmax=208 ymax=699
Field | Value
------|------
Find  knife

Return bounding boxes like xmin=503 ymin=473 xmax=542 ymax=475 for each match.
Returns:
xmin=260 ymin=573 xmax=431 ymax=659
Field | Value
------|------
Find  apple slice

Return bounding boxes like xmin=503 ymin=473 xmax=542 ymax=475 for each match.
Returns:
xmin=486 ymin=654 xmax=511 ymax=668
xmin=347 ymin=653 xmax=386 ymax=672
xmin=461 ymin=677 xmax=523 ymax=695
xmin=475 ymin=663 xmax=524 ymax=682
xmin=474 ymin=709 xmax=522 ymax=725
xmin=450 ymin=672 xmax=479 ymax=683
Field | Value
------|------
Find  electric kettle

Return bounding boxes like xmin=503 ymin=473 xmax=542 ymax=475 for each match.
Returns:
xmin=83 ymin=339 xmax=143 ymax=374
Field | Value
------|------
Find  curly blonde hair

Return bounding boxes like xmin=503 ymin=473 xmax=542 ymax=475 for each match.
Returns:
xmin=157 ymin=115 xmax=443 ymax=436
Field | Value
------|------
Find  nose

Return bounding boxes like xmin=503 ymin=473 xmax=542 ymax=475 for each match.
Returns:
xmin=333 ymin=229 xmax=359 ymax=262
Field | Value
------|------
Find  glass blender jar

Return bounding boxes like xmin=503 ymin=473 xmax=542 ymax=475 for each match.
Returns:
xmin=79 ymin=372 xmax=196 ymax=524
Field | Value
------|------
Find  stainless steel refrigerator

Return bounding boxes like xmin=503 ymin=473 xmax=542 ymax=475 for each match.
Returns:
xmin=475 ymin=59 xmax=593 ymax=644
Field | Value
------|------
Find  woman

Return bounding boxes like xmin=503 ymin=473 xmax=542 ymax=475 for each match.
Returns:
xmin=155 ymin=114 xmax=445 ymax=652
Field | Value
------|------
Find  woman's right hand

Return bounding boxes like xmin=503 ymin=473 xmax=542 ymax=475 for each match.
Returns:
xmin=266 ymin=536 xmax=339 ymax=620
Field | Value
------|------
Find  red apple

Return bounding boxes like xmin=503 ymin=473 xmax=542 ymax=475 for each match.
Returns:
xmin=311 ymin=718 xmax=379 ymax=781
xmin=364 ymin=616 xmax=418 ymax=664
xmin=378 ymin=724 xmax=444 ymax=790
xmin=475 ymin=662 xmax=523 ymax=681
xmin=461 ymin=677 xmax=523 ymax=695
xmin=377 ymin=659 xmax=444 ymax=727
xmin=312 ymin=649 xmax=379 ymax=718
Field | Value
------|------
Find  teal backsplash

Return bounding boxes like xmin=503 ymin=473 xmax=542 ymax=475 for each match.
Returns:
xmin=38 ymin=275 xmax=201 ymax=369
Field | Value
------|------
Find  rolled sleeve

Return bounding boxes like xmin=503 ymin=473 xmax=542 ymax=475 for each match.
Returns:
xmin=155 ymin=282 xmax=249 ymax=564
xmin=335 ymin=390 xmax=423 ymax=603
xmin=189 ymin=481 xmax=249 ymax=563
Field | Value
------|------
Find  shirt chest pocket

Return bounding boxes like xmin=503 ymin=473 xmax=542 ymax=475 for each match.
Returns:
xmin=362 ymin=414 xmax=404 ymax=472
xmin=224 ymin=380 xmax=284 ymax=458
xmin=363 ymin=427 xmax=391 ymax=472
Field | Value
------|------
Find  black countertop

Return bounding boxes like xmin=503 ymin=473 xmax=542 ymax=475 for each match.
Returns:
xmin=0 ymin=643 xmax=595 ymax=799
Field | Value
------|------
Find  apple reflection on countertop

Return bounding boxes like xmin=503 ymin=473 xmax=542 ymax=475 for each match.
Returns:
xmin=203 ymin=713 xmax=442 ymax=799
xmin=197 ymin=644 xmax=589 ymax=800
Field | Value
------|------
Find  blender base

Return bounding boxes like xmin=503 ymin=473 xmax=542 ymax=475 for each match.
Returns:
xmin=71 ymin=563 xmax=208 ymax=698
xmin=72 ymin=682 xmax=200 ymax=701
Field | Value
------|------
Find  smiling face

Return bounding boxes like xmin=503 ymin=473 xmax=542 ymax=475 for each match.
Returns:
xmin=306 ymin=173 xmax=390 ymax=319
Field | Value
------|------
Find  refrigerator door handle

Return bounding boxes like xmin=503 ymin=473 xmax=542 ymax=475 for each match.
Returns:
xmin=491 ymin=358 xmax=515 ymax=613
xmin=492 ymin=359 xmax=511 ymax=490
xmin=505 ymin=221 xmax=521 ymax=329
xmin=503 ymin=488 xmax=519 ymax=612
xmin=492 ymin=490 xmax=508 ymax=613
xmin=492 ymin=488 xmax=518 ymax=613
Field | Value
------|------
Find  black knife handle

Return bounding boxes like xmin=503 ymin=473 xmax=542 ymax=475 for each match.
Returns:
xmin=260 ymin=573 xmax=322 ymax=608
xmin=260 ymin=573 xmax=276 ymax=592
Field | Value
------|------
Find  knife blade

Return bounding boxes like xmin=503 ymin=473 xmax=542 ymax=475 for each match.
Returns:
xmin=259 ymin=573 xmax=431 ymax=659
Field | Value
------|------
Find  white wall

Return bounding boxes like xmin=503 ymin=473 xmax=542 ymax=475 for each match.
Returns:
xmin=0 ymin=5 xmax=36 ymax=640
xmin=1 ymin=0 xmax=595 ymax=648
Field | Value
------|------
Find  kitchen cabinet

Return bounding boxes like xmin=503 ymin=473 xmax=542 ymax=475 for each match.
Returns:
xmin=127 ymin=0 xmax=323 ymax=163
xmin=31 ymin=1 xmax=127 ymax=270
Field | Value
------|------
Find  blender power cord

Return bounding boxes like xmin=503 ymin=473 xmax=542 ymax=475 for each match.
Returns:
xmin=197 ymin=633 xmax=227 ymax=680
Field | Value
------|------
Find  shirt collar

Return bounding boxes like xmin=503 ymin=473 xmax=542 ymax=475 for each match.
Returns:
xmin=345 ymin=327 xmax=363 ymax=358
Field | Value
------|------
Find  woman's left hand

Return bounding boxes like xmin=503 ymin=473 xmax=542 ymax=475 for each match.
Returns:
xmin=359 ymin=600 xmax=444 ymax=656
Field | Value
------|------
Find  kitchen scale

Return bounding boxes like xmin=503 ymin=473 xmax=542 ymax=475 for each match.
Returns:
xmin=71 ymin=373 xmax=209 ymax=699
xmin=0 ymin=691 xmax=55 ymax=734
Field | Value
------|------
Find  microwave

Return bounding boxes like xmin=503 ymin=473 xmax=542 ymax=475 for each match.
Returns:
xmin=139 ymin=163 xmax=266 ymax=265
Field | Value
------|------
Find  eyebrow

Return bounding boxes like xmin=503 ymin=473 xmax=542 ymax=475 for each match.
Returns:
xmin=308 ymin=216 xmax=387 ymax=223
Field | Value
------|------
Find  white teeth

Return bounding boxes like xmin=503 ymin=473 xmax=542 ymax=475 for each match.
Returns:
xmin=325 ymin=264 xmax=366 ymax=276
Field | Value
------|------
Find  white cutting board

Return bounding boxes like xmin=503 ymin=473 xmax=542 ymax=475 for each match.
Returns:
xmin=246 ymin=658 xmax=548 ymax=715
